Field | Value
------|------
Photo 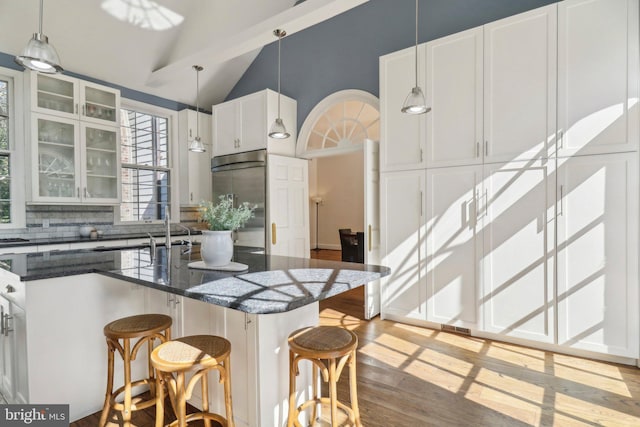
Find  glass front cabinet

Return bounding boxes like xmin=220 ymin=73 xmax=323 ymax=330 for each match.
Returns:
xmin=29 ymin=72 xmax=120 ymax=204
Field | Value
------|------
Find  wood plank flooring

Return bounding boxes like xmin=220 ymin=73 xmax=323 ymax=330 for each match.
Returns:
xmin=70 ymin=249 xmax=640 ymax=426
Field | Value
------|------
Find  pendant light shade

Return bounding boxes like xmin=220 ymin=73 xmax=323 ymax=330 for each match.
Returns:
xmin=15 ymin=0 xmax=63 ymax=74
xmin=401 ymin=0 xmax=430 ymax=115
xmin=188 ymin=65 xmax=206 ymax=153
xmin=268 ymin=29 xmax=290 ymax=139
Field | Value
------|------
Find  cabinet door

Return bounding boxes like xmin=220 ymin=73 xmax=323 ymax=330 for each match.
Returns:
xmin=484 ymin=4 xmax=557 ymax=162
xmin=239 ymin=92 xmax=267 ymax=153
xmin=557 ymin=0 xmax=639 ymax=157
xmin=482 ymin=160 xmax=555 ymax=343
xmin=144 ymin=287 xmax=182 ymax=338
xmin=0 ymin=295 xmax=14 ymax=401
xmin=267 ymin=155 xmax=309 ymax=257
xmin=380 ymin=170 xmax=426 ymax=321
xmin=556 ymin=153 xmax=638 ymax=357
xmin=179 ymin=109 xmax=212 ymax=205
xmin=11 ymin=301 xmax=27 ymax=404
xmin=30 ymin=72 xmax=79 ymax=120
xmin=81 ymin=122 xmax=120 ymax=203
xmin=426 ymin=27 xmax=483 ymax=168
xmin=213 ymin=101 xmax=239 ymax=157
xmin=31 ymin=114 xmax=81 ymax=202
xmin=380 ymin=46 xmax=426 ymax=172
xmin=79 ymin=82 xmax=120 ymax=126
xmin=426 ymin=165 xmax=481 ymax=328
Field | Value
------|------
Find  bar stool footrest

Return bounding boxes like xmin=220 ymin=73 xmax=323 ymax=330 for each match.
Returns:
xmin=109 ymin=378 xmax=158 ymax=412
xmin=297 ymin=397 xmax=357 ymax=425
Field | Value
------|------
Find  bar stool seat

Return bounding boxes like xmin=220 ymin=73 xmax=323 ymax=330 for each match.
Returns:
xmin=287 ymin=326 xmax=361 ymax=427
xmin=99 ymin=313 xmax=172 ymax=427
xmin=151 ymin=335 xmax=234 ymax=427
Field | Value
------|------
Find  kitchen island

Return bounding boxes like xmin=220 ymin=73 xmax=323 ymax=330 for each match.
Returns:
xmin=0 ymin=244 xmax=389 ymax=426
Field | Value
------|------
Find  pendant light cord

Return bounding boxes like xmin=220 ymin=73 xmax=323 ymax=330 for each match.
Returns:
xmin=39 ymin=0 xmax=44 ymax=34
xmin=414 ymin=0 xmax=419 ymax=88
xmin=277 ymin=33 xmax=282 ymax=118
xmin=195 ymin=66 xmax=199 ymax=138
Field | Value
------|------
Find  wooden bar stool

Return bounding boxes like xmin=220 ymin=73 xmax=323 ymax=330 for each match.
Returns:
xmin=287 ymin=326 xmax=361 ymax=427
xmin=99 ymin=313 xmax=172 ymax=427
xmin=151 ymin=335 xmax=234 ymax=427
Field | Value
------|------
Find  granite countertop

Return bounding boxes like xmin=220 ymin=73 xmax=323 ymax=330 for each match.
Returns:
xmin=0 ymin=245 xmax=390 ymax=314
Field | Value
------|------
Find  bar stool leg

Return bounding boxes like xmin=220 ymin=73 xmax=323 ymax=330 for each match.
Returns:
xmin=223 ymin=355 xmax=235 ymax=427
xmin=154 ymin=373 xmax=165 ymax=427
xmin=99 ymin=341 xmax=115 ymax=427
xmin=287 ymin=351 xmax=298 ymax=427
xmin=310 ymin=362 xmax=319 ymax=426
xmin=329 ymin=358 xmax=338 ymax=427
xmin=349 ymin=351 xmax=362 ymax=427
xmin=201 ymin=370 xmax=211 ymax=427
xmin=122 ymin=338 xmax=133 ymax=426
xmin=175 ymin=372 xmax=187 ymax=427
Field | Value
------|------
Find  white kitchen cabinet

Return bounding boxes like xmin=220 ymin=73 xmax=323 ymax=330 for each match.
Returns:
xmin=425 ymin=28 xmax=483 ymax=168
xmin=482 ymin=160 xmax=556 ymax=343
xmin=0 ymin=277 xmax=27 ymax=406
xmin=425 ymin=165 xmax=482 ymax=328
xmin=29 ymin=72 xmax=120 ymax=126
xmin=379 ymin=45 xmax=426 ymax=172
xmin=30 ymin=114 xmax=120 ymax=203
xmin=380 ymin=170 xmax=426 ymax=321
xmin=483 ymin=4 xmax=557 ymax=163
xmin=267 ymin=154 xmax=310 ymax=258
xmin=178 ymin=109 xmax=212 ymax=206
xmin=556 ymin=152 xmax=638 ymax=358
xmin=212 ymin=89 xmax=296 ymax=158
xmin=557 ymin=0 xmax=639 ymax=157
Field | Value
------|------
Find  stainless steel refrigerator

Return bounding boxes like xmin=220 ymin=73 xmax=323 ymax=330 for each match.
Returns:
xmin=211 ymin=149 xmax=266 ymax=250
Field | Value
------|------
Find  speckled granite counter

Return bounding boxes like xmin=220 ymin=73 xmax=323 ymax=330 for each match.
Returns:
xmin=0 ymin=244 xmax=390 ymax=314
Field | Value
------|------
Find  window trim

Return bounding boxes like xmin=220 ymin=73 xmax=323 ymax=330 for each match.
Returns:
xmin=116 ymin=99 xmax=178 ymax=225
xmin=0 ymin=67 xmax=25 ymax=229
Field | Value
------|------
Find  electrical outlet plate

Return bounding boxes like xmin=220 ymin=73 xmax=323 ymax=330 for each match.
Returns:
xmin=42 ymin=219 xmax=50 ymax=228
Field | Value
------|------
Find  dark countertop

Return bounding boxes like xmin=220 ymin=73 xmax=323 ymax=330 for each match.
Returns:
xmin=0 ymin=245 xmax=390 ymax=314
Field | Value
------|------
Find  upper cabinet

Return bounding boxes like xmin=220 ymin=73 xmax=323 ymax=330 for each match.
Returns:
xmin=557 ymin=0 xmax=639 ymax=157
xmin=211 ymin=89 xmax=296 ymax=158
xmin=26 ymin=72 xmax=121 ymax=204
xmin=30 ymin=73 xmax=121 ymax=126
xmin=483 ymin=5 xmax=557 ymax=163
xmin=380 ymin=45 xmax=427 ymax=172
xmin=178 ymin=109 xmax=212 ymax=206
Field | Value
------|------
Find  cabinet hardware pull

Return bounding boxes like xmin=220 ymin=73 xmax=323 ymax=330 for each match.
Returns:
xmin=84 ymin=187 xmax=88 ymax=198
xmin=75 ymin=104 xmax=78 ymax=114
xmin=0 ymin=306 xmax=4 ymax=335
xmin=5 ymin=285 xmax=15 ymax=293
xmin=558 ymin=130 xmax=564 ymax=150
xmin=190 ymin=192 xmax=193 ymax=201
xmin=244 ymin=313 xmax=252 ymax=330
xmin=420 ymin=148 xmax=423 ymax=163
xmin=82 ymin=104 xmax=86 ymax=116
xmin=419 ymin=191 xmax=423 ymax=217
xmin=559 ymin=185 xmax=564 ymax=216
xmin=271 ymin=223 xmax=277 ymax=245
xmin=77 ymin=187 xmax=80 ymax=198
xmin=4 ymin=314 xmax=12 ymax=336
xmin=368 ymin=225 xmax=372 ymax=252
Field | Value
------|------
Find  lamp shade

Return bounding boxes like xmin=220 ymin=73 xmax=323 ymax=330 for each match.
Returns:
xmin=401 ymin=86 xmax=431 ymax=115
xmin=268 ymin=118 xmax=290 ymax=139
xmin=15 ymin=33 xmax=62 ymax=74
xmin=189 ymin=136 xmax=206 ymax=153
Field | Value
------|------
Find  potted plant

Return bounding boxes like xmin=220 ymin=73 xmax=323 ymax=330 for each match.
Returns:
xmin=199 ymin=196 xmax=256 ymax=266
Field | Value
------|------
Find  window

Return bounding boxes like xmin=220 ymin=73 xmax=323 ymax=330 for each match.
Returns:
xmin=119 ymin=106 xmax=171 ymax=222
xmin=0 ymin=78 xmax=10 ymax=223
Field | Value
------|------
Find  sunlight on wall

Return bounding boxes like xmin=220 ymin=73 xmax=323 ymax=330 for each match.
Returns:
xmin=101 ymin=0 xmax=184 ymax=31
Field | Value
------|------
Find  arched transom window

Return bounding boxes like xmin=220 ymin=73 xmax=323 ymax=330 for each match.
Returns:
xmin=297 ymin=90 xmax=380 ymax=158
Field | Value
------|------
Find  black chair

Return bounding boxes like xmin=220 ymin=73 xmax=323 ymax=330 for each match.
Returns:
xmin=339 ymin=229 xmax=364 ymax=263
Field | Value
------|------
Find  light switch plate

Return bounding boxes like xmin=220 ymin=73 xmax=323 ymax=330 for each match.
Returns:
xmin=42 ymin=219 xmax=49 ymax=228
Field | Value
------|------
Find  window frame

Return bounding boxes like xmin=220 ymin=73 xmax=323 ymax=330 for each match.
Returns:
xmin=116 ymin=99 xmax=178 ymax=225
xmin=0 ymin=67 xmax=25 ymax=229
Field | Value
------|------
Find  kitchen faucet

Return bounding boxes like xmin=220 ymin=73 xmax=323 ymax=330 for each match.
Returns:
xmin=165 ymin=205 xmax=171 ymax=249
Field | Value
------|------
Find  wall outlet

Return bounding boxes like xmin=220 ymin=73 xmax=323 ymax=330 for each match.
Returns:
xmin=42 ymin=218 xmax=50 ymax=228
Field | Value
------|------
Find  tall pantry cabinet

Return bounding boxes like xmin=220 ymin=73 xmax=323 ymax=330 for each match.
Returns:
xmin=380 ymin=0 xmax=639 ymax=360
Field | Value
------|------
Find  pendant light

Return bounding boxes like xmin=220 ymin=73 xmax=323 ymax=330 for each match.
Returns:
xmin=401 ymin=0 xmax=430 ymax=114
xmin=15 ymin=0 xmax=63 ymax=74
xmin=188 ymin=65 xmax=206 ymax=153
xmin=268 ymin=29 xmax=290 ymax=139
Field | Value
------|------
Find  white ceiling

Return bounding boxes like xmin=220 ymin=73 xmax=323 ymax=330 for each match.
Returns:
xmin=0 ymin=0 xmax=368 ymax=109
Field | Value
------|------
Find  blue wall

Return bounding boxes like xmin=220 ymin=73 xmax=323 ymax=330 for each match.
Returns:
xmin=227 ymin=0 xmax=558 ymax=131
xmin=0 ymin=52 xmax=189 ymax=111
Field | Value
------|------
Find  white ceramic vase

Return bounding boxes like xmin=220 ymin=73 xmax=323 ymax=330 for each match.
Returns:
xmin=200 ymin=230 xmax=233 ymax=267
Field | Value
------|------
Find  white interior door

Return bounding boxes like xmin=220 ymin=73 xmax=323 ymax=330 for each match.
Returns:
xmin=267 ymin=155 xmax=310 ymax=257
xmin=364 ymin=139 xmax=381 ymax=319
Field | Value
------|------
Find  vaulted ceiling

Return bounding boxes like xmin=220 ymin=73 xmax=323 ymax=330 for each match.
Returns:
xmin=0 ymin=0 xmax=367 ymax=108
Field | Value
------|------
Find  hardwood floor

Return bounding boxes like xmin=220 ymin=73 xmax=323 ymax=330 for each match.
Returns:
xmin=71 ymin=249 xmax=640 ymax=426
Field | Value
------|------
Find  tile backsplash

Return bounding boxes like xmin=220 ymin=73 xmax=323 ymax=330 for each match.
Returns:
xmin=2 ymin=205 xmax=205 ymax=240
